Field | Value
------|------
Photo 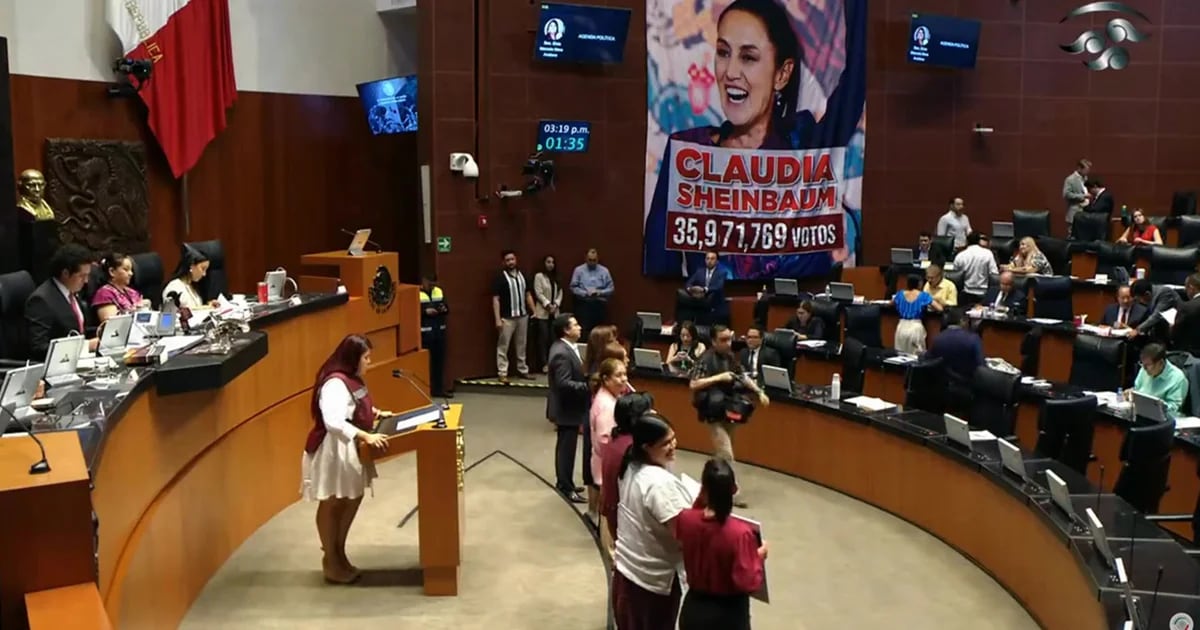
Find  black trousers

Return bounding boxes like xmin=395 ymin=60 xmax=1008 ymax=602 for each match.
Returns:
xmin=575 ymin=297 xmax=608 ymax=335
xmin=531 ymin=317 xmax=552 ymax=372
xmin=421 ymin=329 xmax=447 ymax=395
xmin=678 ymin=590 xmax=751 ymax=630
xmin=554 ymin=424 xmax=580 ymax=493
xmin=581 ymin=413 xmax=594 ymax=486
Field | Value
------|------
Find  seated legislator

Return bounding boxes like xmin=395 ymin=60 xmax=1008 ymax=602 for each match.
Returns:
xmin=925 ymin=309 xmax=984 ymax=385
xmin=952 ymin=232 xmax=998 ymax=305
xmin=922 ymin=263 xmax=958 ymax=308
xmin=91 ymin=251 xmax=151 ymax=324
xmin=1004 ymin=237 xmax=1053 ymax=275
xmin=1117 ymin=208 xmax=1163 ymax=246
xmin=25 ymin=243 xmax=99 ymax=358
xmin=1128 ymin=343 xmax=1189 ymax=415
xmin=163 ymin=245 xmax=220 ymax=309
xmin=738 ymin=324 xmax=782 ymax=382
xmin=914 ymin=231 xmax=932 ymax=263
xmin=784 ymin=300 xmax=825 ymax=341
xmin=675 ymin=458 xmax=767 ymax=630
xmin=667 ymin=321 xmax=706 ymax=376
xmin=975 ymin=270 xmax=1027 ymax=314
xmin=1171 ymin=273 xmax=1200 ymax=356
xmin=1100 ymin=284 xmax=1146 ymax=333
xmin=677 ymin=249 xmax=728 ymax=324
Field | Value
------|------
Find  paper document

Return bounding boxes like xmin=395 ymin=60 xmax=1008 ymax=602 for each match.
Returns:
xmin=798 ymin=340 xmax=827 ymax=348
xmin=730 ymin=514 xmax=770 ymax=604
xmin=1161 ymin=308 xmax=1178 ymax=326
xmin=869 ymin=299 xmax=891 ymax=305
xmin=844 ymin=396 xmax=895 ymax=412
xmin=660 ymin=324 xmax=675 ymax=337
xmin=968 ymin=430 xmax=997 ymax=441
xmin=1028 ymin=318 xmax=1063 ymax=325
xmin=883 ymin=354 xmax=918 ymax=365
xmin=1175 ymin=417 xmax=1200 ymax=430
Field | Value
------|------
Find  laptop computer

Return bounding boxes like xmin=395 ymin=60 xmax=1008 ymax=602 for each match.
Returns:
xmin=890 ymin=248 xmax=914 ymax=265
xmin=1116 ymin=557 xmax=1143 ymax=630
xmin=996 ymin=438 xmax=1028 ymax=483
xmin=264 ymin=269 xmax=287 ymax=302
xmin=829 ymin=282 xmax=854 ymax=301
xmin=636 ymin=312 xmax=662 ymax=332
xmin=1132 ymin=390 xmax=1169 ymax=422
xmin=992 ymin=221 xmax=1015 ymax=239
xmin=633 ymin=348 xmax=664 ymax=371
xmin=944 ymin=414 xmax=972 ymax=451
xmin=1045 ymin=469 xmax=1078 ymax=523
xmin=773 ymin=278 xmax=799 ymax=297
xmin=761 ymin=364 xmax=792 ymax=394
xmin=43 ymin=336 xmax=86 ymax=389
xmin=0 ymin=364 xmax=44 ymax=421
xmin=1085 ymin=507 xmax=1116 ymax=570
xmin=346 ymin=228 xmax=372 ymax=256
xmin=98 ymin=314 xmax=134 ymax=358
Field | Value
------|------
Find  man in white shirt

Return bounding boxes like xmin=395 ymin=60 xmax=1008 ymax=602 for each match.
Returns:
xmin=935 ymin=197 xmax=972 ymax=249
xmin=952 ymin=232 xmax=998 ymax=306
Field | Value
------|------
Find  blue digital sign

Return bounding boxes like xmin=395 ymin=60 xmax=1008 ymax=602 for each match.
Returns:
xmin=355 ymin=75 xmax=418 ymax=135
xmin=907 ymin=13 xmax=981 ymax=69
xmin=535 ymin=3 xmax=631 ymax=64
xmin=537 ymin=120 xmax=591 ymax=153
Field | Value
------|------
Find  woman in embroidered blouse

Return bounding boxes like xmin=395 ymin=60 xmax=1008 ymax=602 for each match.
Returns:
xmin=1117 ymin=209 xmax=1163 ymax=246
xmin=91 ymin=252 xmax=150 ymax=324
xmin=666 ymin=322 xmax=706 ymax=376
xmin=893 ymin=274 xmax=941 ymax=354
xmin=163 ymin=246 xmax=220 ymax=309
xmin=1005 ymin=237 xmax=1053 ymax=275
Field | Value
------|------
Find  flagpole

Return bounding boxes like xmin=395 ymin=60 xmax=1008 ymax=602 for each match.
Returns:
xmin=181 ymin=172 xmax=190 ymax=236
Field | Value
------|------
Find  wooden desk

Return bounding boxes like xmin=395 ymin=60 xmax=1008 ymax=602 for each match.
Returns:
xmin=630 ymin=375 xmax=1108 ymax=630
xmin=25 ymin=583 xmax=112 ymax=630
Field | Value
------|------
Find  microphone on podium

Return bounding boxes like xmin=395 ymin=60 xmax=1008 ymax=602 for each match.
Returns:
xmin=0 ymin=404 xmax=51 ymax=474
xmin=392 ymin=369 xmax=448 ymax=429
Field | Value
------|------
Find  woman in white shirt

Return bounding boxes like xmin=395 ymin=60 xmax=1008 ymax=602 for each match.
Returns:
xmin=301 ymin=334 xmax=392 ymax=584
xmin=162 ymin=246 xmax=218 ymax=309
xmin=612 ymin=413 xmax=693 ymax=629
xmin=531 ymin=255 xmax=563 ymax=373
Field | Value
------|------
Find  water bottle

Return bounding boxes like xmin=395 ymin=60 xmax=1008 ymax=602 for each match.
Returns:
xmin=830 ymin=373 xmax=841 ymax=401
xmin=824 ymin=283 xmax=831 ymax=297
xmin=1121 ymin=204 xmax=1129 ymax=225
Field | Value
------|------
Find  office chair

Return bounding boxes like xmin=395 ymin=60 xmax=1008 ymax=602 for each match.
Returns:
xmin=828 ymin=261 xmax=844 ymax=283
xmin=183 ymin=240 xmax=228 ymax=301
xmin=1019 ymin=327 xmax=1042 ymax=375
xmin=1180 ymin=215 xmax=1200 ymax=248
xmin=1148 ymin=246 xmax=1200 ymax=286
xmin=1113 ymin=419 xmax=1175 ymax=514
xmin=1013 ymin=209 xmax=1051 ymax=240
xmin=1166 ymin=351 xmax=1199 ymax=416
xmin=1146 ymin=458 xmax=1200 ymax=546
xmin=764 ymin=330 xmax=797 ymax=373
xmin=840 ymin=337 xmax=867 ymax=396
xmin=809 ymin=299 xmax=842 ymax=345
xmin=990 ymin=238 xmax=1015 ymax=265
xmin=1094 ymin=242 xmax=1136 ymax=279
xmin=944 ymin=270 xmax=966 ymax=295
xmin=1031 ymin=276 xmax=1073 ymax=321
xmin=1033 ymin=396 xmax=1098 ymax=475
xmin=1172 ymin=191 xmax=1197 ymax=217
xmin=904 ymin=357 xmax=946 ymax=414
xmin=929 ymin=237 xmax=954 ymax=265
xmin=1068 ymin=335 xmax=1126 ymax=392
xmin=1071 ymin=212 xmax=1109 ymax=244
xmin=130 ymin=252 xmax=165 ymax=309
xmin=844 ymin=305 xmax=883 ymax=349
xmin=694 ymin=324 xmax=713 ymax=347
xmin=968 ymin=366 xmax=1021 ymax=439
xmin=1035 ymin=236 xmax=1071 ymax=276
xmin=0 ymin=270 xmax=35 ymax=364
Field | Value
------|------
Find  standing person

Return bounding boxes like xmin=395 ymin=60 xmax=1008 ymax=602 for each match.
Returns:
xmin=1086 ymin=178 xmax=1114 ymax=217
xmin=1171 ymin=273 xmax=1200 ymax=356
xmin=570 ymin=248 xmax=614 ymax=335
xmin=585 ymin=324 xmax=620 ymax=374
xmin=547 ymin=313 xmax=589 ymax=504
xmin=91 ymin=251 xmax=151 ymax=324
xmin=583 ymin=324 xmax=620 ymax=496
xmin=590 ymin=357 xmax=629 ymax=522
xmin=935 ymin=197 xmax=972 ymax=249
xmin=532 ymin=255 xmax=563 ymax=373
xmin=492 ymin=249 xmax=535 ymax=383
xmin=601 ymin=393 xmax=656 ymax=544
xmin=689 ymin=325 xmax=769 ymax=507
xmin=300 ymin=334 xmax=392 ymax=584
xmin=894 ymin=275 xmax=940 ymax=354
xmin=952 ymin=232 xmax=998 ymax=306
xmin=676 ymin=458 xmax=768 ymax=630
xmin=418 ymin=274 xmax=450 ymax=398
xmin=1063 ymin=159 xmax=1091 ymax=236
xmin=612 ymin=413 xmax=692 ymax=630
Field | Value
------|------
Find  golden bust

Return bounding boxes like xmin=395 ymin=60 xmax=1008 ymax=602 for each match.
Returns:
xmin=17 ymin=169 xmax=54 ymax=221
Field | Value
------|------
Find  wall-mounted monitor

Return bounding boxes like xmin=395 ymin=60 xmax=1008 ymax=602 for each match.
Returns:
xmin=907 ymin=13 xmax=981 ymax=69
xmin=537 ymin=120 xmax=591 ymax=153
xmin=355 ymin=75 xmax=418 ymax=135
xmin=535 ymin=3 xmax=632 ymax=64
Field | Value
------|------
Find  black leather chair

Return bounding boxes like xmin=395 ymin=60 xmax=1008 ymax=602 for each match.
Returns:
xmin=130 ymin=252 xmax=165 ymax=309
xmin=1148 ymin=246 xmax=1200 ymax=286
xmin=0 ymin=271 xmax=35 ymax=364
xmin=1034 ymin=396 xmax=1098 ymax=475
xmin=809 ymin=299 xmax=842 ymax=345
xmin=841 ymin=337 xmax=867 ymax=396
xmin=844 ymin=305 xmax=882 ymax=349
xmin=694 ymin=324 xmax=713 ymax=347
xmin=1180 ymin=215 xmax=1200 ymax=248
xmin=1095 ymin=242 xmax=1136 ymax=279
xmin=1031 ymin=276 xmax=1073 ymax=321
xmin=968 ymin=366 xmax=1021 ymax=439
xmin=1020 ymin=327 xmax=1042 ymax=374
xmin=990 ymin=239 xmax=1015 ymax=265
xmin=1072 ymin=212 xmax=1109 ymax=243
xmin=1013 ymin=209 xmax=1051 ymax=240
xmin=944 ymin=270 xmax=966 ymax=295
xmin=904 ymin=357 xmax=946 ymax=414
xmin=828 ymin=261 xmax=844 ymax=283
xmin=764 ymin=330 xmax=797 ymax=372
xmin=1146 ymin=458 xmax=1200 ymax=545
xmin=1114 ymin=419 xmax=1175 ymax=514
xmin=184 ymin=240 xmax=228 ymax=301
xmin=1069 ymin=335 xmax=1126 ymax=392
xmin=1148 ymin=215 xmax=1169 ymax=232
xmin=1036 ymin=236 xmax=1071 ymax=276
xmin=1172 ymin=190 xmax=1197 ymax=217
xmin=930 ymin=237 xmax=954 ymax=265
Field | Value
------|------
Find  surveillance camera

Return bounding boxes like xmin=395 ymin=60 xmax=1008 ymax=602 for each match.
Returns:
xmin=450 ymin=153 xmax=479 ymax=178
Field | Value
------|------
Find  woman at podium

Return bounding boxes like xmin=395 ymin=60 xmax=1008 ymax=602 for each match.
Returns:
xmin=301 ymin=334 xmax=391 ymax=584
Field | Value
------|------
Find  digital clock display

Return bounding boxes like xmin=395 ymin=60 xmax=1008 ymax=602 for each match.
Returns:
xmin=536 ymin=120 xmax=591 ymax=153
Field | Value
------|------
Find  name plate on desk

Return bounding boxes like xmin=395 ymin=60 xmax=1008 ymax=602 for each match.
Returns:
xmin=377 ymin=405 xmax=445 ymax=435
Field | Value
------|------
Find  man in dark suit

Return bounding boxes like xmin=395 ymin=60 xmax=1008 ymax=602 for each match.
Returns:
xmin=25 ymin=243 xmax=98 ymax=359
xmin=546 ymin=313 xmax=588 ymax=503
xmin=1134 ymin=278 xmax=1181 ymax=341
xmin=1086 ymin=178 xmax=1115 ymax=217
xmin=914 ymin=231 xmax=932 ymax=263
xmin=925 ymin=309 xmax=984 ymax=385
xmin=1171 ymin=273 xmax=1200 ymax=355
xmin=677 ymin=249 xmax=728 ymax=323
xmin=738 ymin=324 xmax=783 ymax=382
xmin=1100 ymin=285 xmax=1147 ymax=332
xmin=975 ymin=271 xmax=1027 ymax=314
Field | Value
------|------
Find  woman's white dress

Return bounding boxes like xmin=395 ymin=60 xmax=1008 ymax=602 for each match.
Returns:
xmin=300 ymin=378 xmax=377 ymax=500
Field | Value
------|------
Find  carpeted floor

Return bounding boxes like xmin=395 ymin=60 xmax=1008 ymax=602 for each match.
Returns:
xmin=181 ymin=392 xmax=1037 ymax=630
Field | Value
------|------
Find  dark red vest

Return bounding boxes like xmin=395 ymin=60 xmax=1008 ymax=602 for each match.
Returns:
xmin=304 ymin=372 xmax=375 ymax=454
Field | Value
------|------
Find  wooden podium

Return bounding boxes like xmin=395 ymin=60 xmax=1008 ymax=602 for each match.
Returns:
xmin=300 ymin=250 xmax=420 ymax=357
xmin=361 ymin=404 xmax=465 ymax=595
xmin=0 ymin=432 xmax=96 ymax=630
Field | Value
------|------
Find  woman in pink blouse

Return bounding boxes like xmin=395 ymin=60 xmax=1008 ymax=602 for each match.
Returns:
xmin=91 ymin=252 xmax=150 ymax=324
xmin=590 ymin=357 xmax=629 ymax=490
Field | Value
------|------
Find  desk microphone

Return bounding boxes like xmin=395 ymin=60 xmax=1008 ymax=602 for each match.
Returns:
xmin=1147 ymin=565 xmax=1163 ymax=623
xmin=0 ymin=403 xmax=50 ymax=474
xmin=1095 ymin=464 xmax=1105 ymax=509
xmin=391 ymin=369 xmax=448 ymax=429
xmin=1128 ymin=508 xmax=1138 ymax=575
xmin=340 ymin=228 xmax=382 ymax=252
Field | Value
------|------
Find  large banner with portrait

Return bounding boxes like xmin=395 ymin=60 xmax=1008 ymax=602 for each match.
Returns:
xmin=643 ymin=0 xmax=866 ymax=280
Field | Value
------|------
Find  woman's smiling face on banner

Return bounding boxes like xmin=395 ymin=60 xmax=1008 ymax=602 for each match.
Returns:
xmin=715 ymin=9 xmax=793 ymax=131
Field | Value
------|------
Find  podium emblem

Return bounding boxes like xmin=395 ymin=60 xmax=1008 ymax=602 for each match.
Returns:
xmin=369 ymin=265 xmax=397 ymax=314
